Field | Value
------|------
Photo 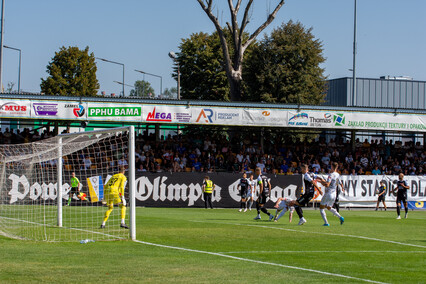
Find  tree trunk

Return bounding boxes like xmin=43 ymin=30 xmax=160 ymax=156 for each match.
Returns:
xmin=229 ymin=75 xmax=241 ymax=101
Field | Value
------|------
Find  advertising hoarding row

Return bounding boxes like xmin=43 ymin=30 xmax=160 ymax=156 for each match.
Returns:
xmin=4 ymin=171 xmax=425 ymax=208
xmin=1 ymin=99 xmax=425 ymax=132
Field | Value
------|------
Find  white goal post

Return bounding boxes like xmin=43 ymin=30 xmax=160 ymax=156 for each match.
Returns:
xmin=0 ymin=126 xmax=136 ymax=242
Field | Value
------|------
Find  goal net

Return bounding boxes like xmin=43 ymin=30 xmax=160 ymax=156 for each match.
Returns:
xmin=0 ymin=126 xmax=135 ymax=242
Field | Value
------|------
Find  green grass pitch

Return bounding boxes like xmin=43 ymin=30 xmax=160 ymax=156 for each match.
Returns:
xmin=1 ymin=207 xmax=425 ymax=283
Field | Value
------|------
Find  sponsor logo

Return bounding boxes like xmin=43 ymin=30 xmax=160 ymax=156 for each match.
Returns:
xmin=196 ymin=109 xmax=214 ymax=123
xmin=88 ymin=107 xmax=141 ymax=117
xmin=333 ymin=113 xmax=346 ymax=126
xmin=146 ymin=107 xmax=172 ymax=122
xmin=33 ymin=103 xmax=58 ymax=116
xmin=288 ymin=112 xmax=309 ymax=126
xmin=415 ymin=201 xmax=424 ymax=208
xmin=289 ymin=113 xmax=308 ymax=121
xmin=262 ymin=111 xmax=270 ymax=117
xmin=0 ymin=102 xmax=27 ymax=113
xmin=324 ymin=113 xmax=332 ymax=119
xmin=65 ymin=104 xmax=85 ymax=118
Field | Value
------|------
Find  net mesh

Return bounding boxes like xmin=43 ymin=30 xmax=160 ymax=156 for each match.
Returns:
xmin=0 ymin=127 xmax=132 ymax=242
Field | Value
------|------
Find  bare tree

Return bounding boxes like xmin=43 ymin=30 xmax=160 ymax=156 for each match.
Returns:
xmin=196 ymin=0 xmax=285 ymax=101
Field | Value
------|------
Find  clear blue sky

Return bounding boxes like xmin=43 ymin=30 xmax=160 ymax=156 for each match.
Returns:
xmin=2 ymin=0 xmax=425 ymax=97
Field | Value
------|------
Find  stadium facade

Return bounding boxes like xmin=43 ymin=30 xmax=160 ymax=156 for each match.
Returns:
xmin=325 ymin=76 xmax=426 ymax=109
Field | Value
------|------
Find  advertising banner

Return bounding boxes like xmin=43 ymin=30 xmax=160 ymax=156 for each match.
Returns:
xmin=191 ymin=107 xmax=242 ymax=125
xmin=287 ymin=110 xmax=426 ymax=132
xmin=86 ymin=103 xmax=142 ymax=122
xmin=0 ymin=99 xmax=31 ymax=118
xmin=0 ymin=97 xmax=425 ymax=132
xmin=142 ymin=105 xmax=192 ymax=124
xmin=31 ymin=101 xmax=87 ymax=120
xmin=243 ymin=109 xmax=287 ymax=127
xmin=314 ymin=175 xmax=426 ymax=208
xmin=3 ymin=171 xmax=302 ymax=208
xmin=3 ymin=170 xmax=426 ymax=208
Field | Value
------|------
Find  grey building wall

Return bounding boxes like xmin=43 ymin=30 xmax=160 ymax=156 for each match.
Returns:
xmin=325 ymin=77 xmax=426 ymax=110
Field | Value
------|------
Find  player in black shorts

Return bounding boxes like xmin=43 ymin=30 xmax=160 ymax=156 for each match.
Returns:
xmin=375 ymin=180 xmax=387 ymax=211
xmin=238 ymin=173 xmax=250 ymax=212
xmin=253 ymin=168 xmax=274 ymax=221
xmin=333 ymin=180 xmax=345 ymax=213
xmin=395 ymin=173 xmax=409 ymax=219
xmin=293 ymin=164 xmax=323 ymax=225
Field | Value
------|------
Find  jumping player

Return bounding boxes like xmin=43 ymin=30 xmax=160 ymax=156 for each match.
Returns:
xmin=238 ymin=173 xmax=250 ymax=212
xmin=293 ymin=164 xmax=323 ymax=225
xmin=253 ymin=168 xmax=274 ymax=221
xmin=318 ymin=162 xmax=345 ymax=226
xmin=375 ymin=180 xmax=387 ymax=211
xmin=273 ymin=197 xmax=295 ymax=222
xmin=100 ymin=167 xmax=129 ymax=229
xmin=395 ymin=173 xmax=409 ymax=219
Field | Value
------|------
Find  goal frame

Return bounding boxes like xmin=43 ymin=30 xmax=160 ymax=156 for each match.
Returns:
xmin=56 ymin=126 xmax=136 ymax=240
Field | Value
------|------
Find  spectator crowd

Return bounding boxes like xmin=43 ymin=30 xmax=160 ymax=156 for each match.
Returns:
xmin=1 ymin=127 xmax=424 ymax=176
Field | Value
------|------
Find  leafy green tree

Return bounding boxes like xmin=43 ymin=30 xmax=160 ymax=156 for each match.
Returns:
xmin=130 ymin=80 xmax=155 ymax=97
xmin=162 ymin=87 xmax=177 ymax=99
xmin=244 ymin=21 xmax=327 ymax=104
xmin=176 ymin=32 xmax=230 ymax=101
xmin=40 ymin=46 xmax=99 ymax=96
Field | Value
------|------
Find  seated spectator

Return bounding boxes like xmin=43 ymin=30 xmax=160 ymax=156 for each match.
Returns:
xmin=280 ymin=160 xmax=289 ymax=174
xmin=372 ymin=166 xmax=381 ymax=175
xmin=82 ymin=155 xmax=92 ymax=170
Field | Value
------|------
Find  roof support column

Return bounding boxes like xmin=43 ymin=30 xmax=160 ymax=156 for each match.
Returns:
xmin=351 ymin=130 xmax=356 ymax=152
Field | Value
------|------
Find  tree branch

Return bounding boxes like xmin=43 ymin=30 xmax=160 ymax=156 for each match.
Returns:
xmin=197 ymin=0 xmax=234 ymax=75
xmin=239 ymin=0 xmax=253 ymax=40
xmin=242 ymin=0 xmax=285 ymax=50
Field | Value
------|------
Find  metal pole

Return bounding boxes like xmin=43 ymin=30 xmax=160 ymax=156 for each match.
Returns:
xmin=57 ymin=137 xmax=63 ymax=227
xmin=160 ymin=76 xmax=162 ymax=97
xmin=3 ymin=46 xmax=21 ymax=93
xmin=177 ymin=65 xmax=181 ymax=100
xmin=0 ymin=0 xmax=5 ymax=92
xmin=128 ymin=126 xmax=136 ymax=240
xmin=122 ymin=64 xmax=125 ymax=97
xmin=17 ymin=48 xmax=20 ymax=93
xmin=352 ymin=0 xmax=357 ymax=106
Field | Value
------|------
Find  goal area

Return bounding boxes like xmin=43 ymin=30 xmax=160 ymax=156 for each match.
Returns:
xmin=0 ymin=126 xmax=136 ymax=242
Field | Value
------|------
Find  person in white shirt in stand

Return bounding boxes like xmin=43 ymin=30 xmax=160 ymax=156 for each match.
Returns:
xmin=318 ymin=162 xmax=345 ymax=226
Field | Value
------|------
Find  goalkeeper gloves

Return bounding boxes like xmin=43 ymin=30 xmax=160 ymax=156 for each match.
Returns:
xmin=121 ymin=196 xmax=127 ymax=206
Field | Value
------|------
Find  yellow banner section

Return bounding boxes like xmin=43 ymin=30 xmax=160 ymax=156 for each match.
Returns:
xmin=87 ymin=177 xmax=98 ymax=203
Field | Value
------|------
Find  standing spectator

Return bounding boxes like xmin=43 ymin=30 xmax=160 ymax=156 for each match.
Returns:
xmin=202 ymin=176 xmax=215 ymax=209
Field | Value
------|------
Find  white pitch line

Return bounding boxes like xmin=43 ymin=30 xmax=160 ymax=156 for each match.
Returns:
xmin=0 ymin=216 xmax=124 ymax=240
xmin=190 ymin=220 xmax=426 ymax=249
xmin=133 ymin=239 xmax=388 ymax=284
xmin=218 ymin=250 xmax=426 ymax=254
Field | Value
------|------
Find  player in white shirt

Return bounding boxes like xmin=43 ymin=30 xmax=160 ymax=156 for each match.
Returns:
xmin=273 ymin=197 xmax=295 ymax=222
xmin=318 ymin=162 xmax=345 ymax=226
xmin=248 ymin=174 xmax=256 ymax=210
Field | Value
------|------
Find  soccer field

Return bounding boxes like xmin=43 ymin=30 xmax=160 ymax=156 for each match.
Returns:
xmin=1 ymin=208 xmax=425 ymax=283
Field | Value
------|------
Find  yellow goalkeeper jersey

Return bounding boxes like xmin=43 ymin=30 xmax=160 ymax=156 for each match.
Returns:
xmin=105 ymin=173 xmax=127 ymax=196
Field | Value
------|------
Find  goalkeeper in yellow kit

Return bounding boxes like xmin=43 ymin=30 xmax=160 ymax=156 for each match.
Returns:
xmin=100 ymin=167 xmax=129 ymax=229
